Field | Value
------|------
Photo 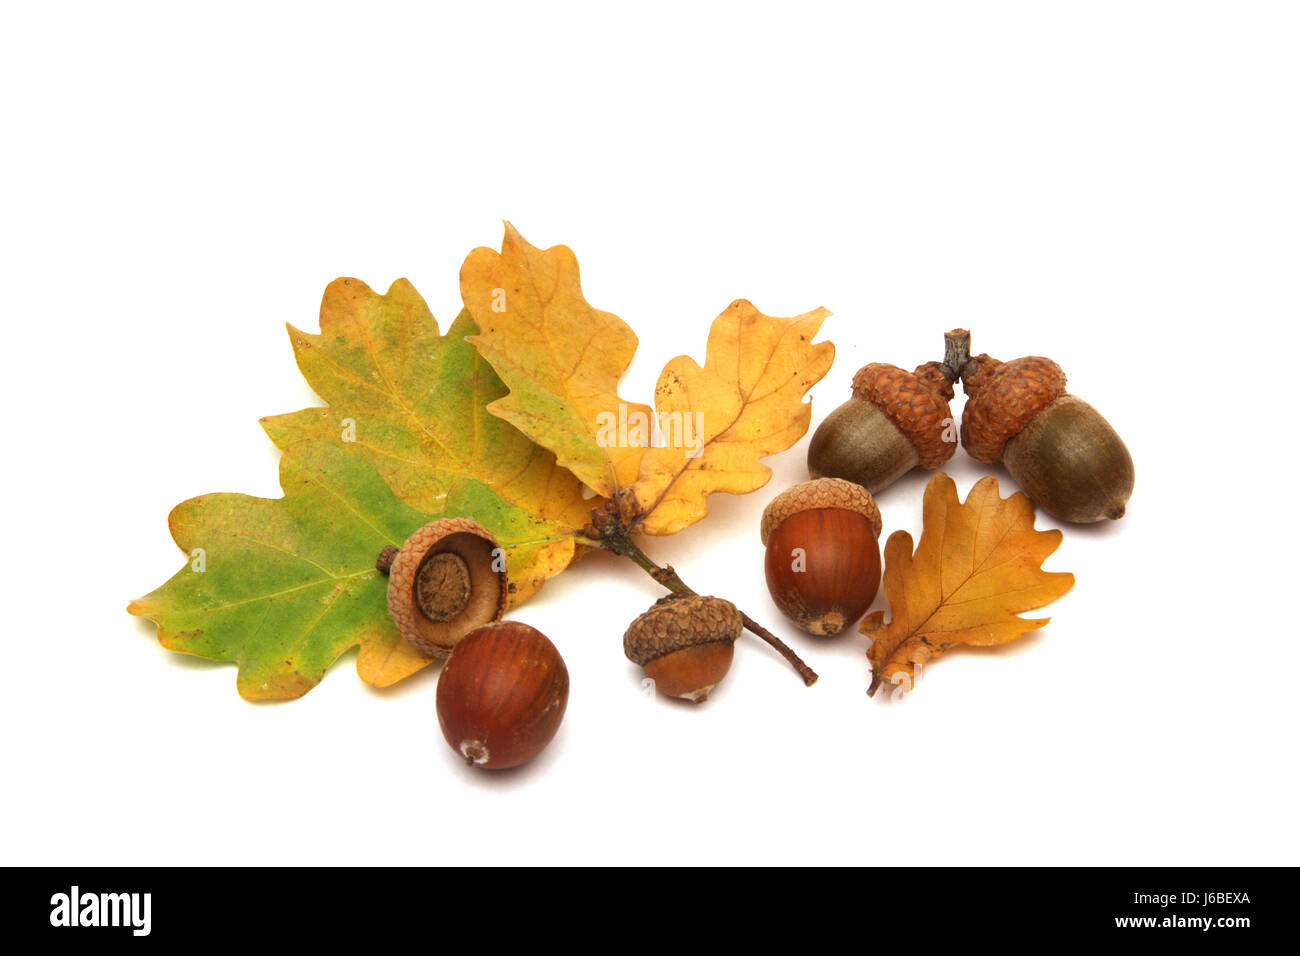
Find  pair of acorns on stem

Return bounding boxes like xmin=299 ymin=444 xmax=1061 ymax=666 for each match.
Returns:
xmin=764 ymin=328 xmax=1135 ymax=637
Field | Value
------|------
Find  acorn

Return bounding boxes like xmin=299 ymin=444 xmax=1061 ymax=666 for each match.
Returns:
xmin=623 ymin=594 xmax=743 ymax=703
xmin=960 ymin=349 xmax=1134 ymax=523
xmin=435 ymin=620 xmax=569 ymax=769
xmin=807 ymin=346 xmax=961 ymax=494
xmin=379 ymin=518 xmax=507 ymax=658
xmin=760 ymin=477 xmax=882 ymax=636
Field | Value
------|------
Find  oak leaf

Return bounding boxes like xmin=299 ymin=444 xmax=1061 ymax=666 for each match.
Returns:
xmin=631 ymin=299 xmax=834 ymax=534
xmin=460 ymin=224 xmax=654 ymax=497
xmin=461 ymin=225 xmax=834 ymax=534
xmin=260 ymin=276 xmax=588 ymax=602
xmin=128 ymin=441 xmax=570 ymax=699
xmin=863 ymin=473 xmax=1074 ymax=696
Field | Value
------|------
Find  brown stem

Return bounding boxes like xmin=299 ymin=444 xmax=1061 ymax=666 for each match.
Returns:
xmin=375 ymin=545 xmax=400 ymax=573
xmin=941 ymin=328 xmax=971 ymax=384
xmin=597 ymin=533 xmax=818 ymax=686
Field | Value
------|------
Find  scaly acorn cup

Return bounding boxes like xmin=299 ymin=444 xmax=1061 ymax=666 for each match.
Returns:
xmin=807 ymin=351 xmax=959 ymax=494
xmin=377 ymin=518 xmax=507 ymax=658
xmin=624 ymin=594 xmax=743 ymax=703
xmin=958 ymin=342 xmax=1135 ymax=524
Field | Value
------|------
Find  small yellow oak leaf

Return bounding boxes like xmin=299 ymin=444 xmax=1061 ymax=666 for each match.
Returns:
xmin=863 ymin=473 xmax=1074 ymax=696
xmin=460 ymin=223 xmax=654 ymax=498
xmin=631 ymin=300 xmax=834 ymax=535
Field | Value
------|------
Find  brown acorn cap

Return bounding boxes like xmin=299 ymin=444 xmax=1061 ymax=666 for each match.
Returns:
xmin=623 ymin=594 xmax=743 ymax=666
xmin=760 ymin=477 xmax=882 ymax=545
xmin=387 ymin=518 xmax=507 ymax=658
xmin=850 ymin=362 xmax=958 ymax=470
xmin=960 ymin=355 xmax=1068 ymax=464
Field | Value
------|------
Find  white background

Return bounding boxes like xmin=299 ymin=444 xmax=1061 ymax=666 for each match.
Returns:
xmin=3 ymin=2 xmax=1297 ymax=866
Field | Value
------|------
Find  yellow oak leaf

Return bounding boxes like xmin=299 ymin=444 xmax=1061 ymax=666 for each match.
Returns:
xmin=863 ymin=473 xmax=1074 ymax=696
xmin=631 ymin=300 xmax=834 ymax=535
xmin=460 ymin=223 xmax=653 ymax=498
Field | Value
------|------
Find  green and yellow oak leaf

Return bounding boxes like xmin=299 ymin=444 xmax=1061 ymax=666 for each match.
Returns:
xmin=128 ymin=441 xmax=572 ymax=700
xmin=260 ymin=276 xmax=589 ymax=602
